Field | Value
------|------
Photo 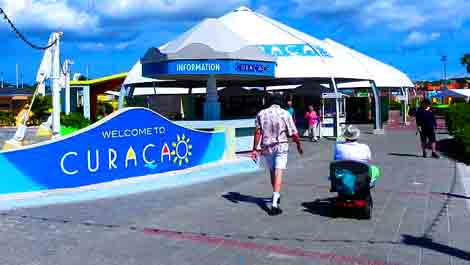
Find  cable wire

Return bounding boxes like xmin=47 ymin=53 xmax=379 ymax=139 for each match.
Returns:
xmin=0 ymin=7 xmax=57 ymax=50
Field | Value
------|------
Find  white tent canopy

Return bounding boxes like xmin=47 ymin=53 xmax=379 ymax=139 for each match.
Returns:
xmin=218 ymin=7 xmax=370 ymax=81
xmin=123 ymin=6 xmax=414 ymax=92
xmin=323 ymin=39 xmax=414 ymax=88
xmin=450 ymin=89 xmax=470 ymax=98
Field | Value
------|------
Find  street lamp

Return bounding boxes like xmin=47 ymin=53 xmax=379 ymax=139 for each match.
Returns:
xmin=441 ymin=55 xmax=447 ymax=89
xmin=1 ymin=71 xmax=3 ymax=88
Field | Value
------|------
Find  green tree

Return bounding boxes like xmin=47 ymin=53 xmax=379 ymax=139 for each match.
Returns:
xmin=461 ymin=53 xmax=470 ymax=75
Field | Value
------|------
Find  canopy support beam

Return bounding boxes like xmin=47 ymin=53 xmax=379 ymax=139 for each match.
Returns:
xmin=370 ymin=80 xmax=384 ymax=134
xmin=401 ymin=86 xmax=409 ymax=125
xmin=330 ymin=78 xmax=341 ymax=139
xmin=203 ymin=75 xmax=221 ymax=120
xmin=118 ymin=85 xmax=127 ymax=109
xmin=51 ymin=33 xmax=63 ymax=135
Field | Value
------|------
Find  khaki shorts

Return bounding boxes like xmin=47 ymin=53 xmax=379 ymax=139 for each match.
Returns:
xmin=264 ymin=152 xmax=288 ymax=171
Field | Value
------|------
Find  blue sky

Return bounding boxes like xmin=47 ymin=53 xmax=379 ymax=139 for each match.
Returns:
xmin=0 ymin=0 xmax=469 ymax=85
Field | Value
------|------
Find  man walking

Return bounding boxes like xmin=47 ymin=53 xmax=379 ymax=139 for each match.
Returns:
xmin=415 ymin=99 xmax=439 ymax=158
xmin=252 ymin=94 xmax=303 ymax=215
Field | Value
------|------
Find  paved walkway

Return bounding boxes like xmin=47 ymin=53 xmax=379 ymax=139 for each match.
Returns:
xmin=0 ymin=127 xmax=469 ymax=265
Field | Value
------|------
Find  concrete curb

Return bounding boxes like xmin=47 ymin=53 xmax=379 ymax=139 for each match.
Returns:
xmin=457 ymin=163 xmax=470 ymax=213
xmin=0 ymin=158 xmax=261 ymax=211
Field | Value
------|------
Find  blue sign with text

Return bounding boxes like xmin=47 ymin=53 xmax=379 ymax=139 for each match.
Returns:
xmin=258 ymin=44 xmax=333 ymax=58
xmin=0 ymin=108 xmax=227 ymax=195
xmin=142 ymin=59 xmax=275 ymax=77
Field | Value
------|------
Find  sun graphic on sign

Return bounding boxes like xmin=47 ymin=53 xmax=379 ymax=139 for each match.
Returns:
xmin=171 ymin=134 xmax=193 ymax=166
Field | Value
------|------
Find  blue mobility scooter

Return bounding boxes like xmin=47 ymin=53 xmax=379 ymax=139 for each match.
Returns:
xmin=329 ymin=160 xmax=378 ymax=219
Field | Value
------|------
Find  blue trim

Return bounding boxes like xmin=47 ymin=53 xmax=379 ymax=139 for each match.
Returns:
xmin=0 ymin=159 xmax=261 ymax=210
xmin=142 ymin=59 xmax=275 ymax=77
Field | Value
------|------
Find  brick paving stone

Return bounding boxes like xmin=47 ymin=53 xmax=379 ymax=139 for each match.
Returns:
xmin=0 ymin=126 xmax=468 ymax=265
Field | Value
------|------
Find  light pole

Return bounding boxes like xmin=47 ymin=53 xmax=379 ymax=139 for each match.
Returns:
xmin=441 ymin=55 xmax=447 ymax=89
xmin=1 ymin=71 xmax=3 ymax=88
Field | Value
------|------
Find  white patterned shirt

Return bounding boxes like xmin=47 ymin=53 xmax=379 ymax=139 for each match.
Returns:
xmin=255 ymin=105 xmax=298 ymax=154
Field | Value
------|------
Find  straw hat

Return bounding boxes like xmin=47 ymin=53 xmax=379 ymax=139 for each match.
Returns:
xmin=343 ymin=125 xmax=361 ymax=141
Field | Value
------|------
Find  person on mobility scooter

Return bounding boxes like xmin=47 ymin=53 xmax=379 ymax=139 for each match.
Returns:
xmin=329 ymin=126 xmax=381 ymax=219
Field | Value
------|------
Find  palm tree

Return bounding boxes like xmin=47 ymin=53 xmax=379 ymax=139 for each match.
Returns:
xmin=461 ymin=53 xmax=470 ymax=75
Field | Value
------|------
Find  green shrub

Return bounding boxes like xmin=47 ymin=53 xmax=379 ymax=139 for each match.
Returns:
xmin=446 ymin=103 xmax=470 ymax=155
xmin=31 ymin=96 xmax=52 ymax=125
xmin=60 ymin=112 xmax=91 ymax=129
xmin=0 ymin=112 xmax=15 ymax=126
xmin=433 ymin=104 xmax=450 ymax=117
xmin=389 ymin=100 xmax=402 ymax=110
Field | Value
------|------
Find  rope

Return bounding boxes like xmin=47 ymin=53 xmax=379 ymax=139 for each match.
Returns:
xmin=0 ymin=7 xmax=57 ymax=50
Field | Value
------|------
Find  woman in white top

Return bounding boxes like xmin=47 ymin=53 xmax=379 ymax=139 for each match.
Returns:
xmin=334 ymin=125 xmax=371 ymax=163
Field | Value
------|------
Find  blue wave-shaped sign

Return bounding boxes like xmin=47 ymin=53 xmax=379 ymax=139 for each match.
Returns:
xmin=0 ymin=108 xmax=227 ymax=195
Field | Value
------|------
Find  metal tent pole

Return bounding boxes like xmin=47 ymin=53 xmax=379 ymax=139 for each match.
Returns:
xmin=330 ymin=77 xmax=341 ymax=139
xmin=51 ymin=32 xmax=63 ymax=135
xmin=370 ymin=80 xmax=384 ymax=134
xmin=118 ymin=85 xmax=127 ymax=109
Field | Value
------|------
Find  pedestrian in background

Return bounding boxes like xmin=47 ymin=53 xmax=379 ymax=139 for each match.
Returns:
xmin=286 ymin=99 xmax=296 ymax=123
xmin=415 ymin=99 xmax=440 ymax=158
xmin=252 ymin=94 xmax=303 ymax=216
xmin=304 ymin=105 xmax=319 ymax=142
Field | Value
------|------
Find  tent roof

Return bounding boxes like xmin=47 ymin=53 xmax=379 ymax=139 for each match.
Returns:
xmin=124 ymin=6 xmax=413 ymax=89
xmin=218 ymin=7 xmax=371 ymax=80
xmin=324 ymin=39 xmax=414 ymax=88
xmin=161 ymin=18 xmax=249 ymax=54
xmin=450 ymin=89 xmax=470 ymax=97
xmin=148 ymin=18 xmax=274 ymax=62
xmin=440 ymin=89 xmax=470 ymax=98
xmin=124 ymin=61 xmax=159 ymax=86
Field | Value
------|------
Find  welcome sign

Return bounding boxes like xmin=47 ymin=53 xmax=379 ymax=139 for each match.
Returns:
xmin=0 ymin=108 xmax=227 ymax=195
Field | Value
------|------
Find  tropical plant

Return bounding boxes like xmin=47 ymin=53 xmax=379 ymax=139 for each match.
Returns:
xmin=31 ymin=96 xmax=52 ymax=125
xmin=446 ymin=103 xmax=470 ymax=157
xmin=461 ymin=53 xmax=470 ymax=75
xmin=60 ymin=112 xmax=91 ymax=129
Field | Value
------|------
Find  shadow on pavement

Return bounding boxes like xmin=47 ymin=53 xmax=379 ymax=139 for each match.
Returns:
xmin=402 ymin=235 xmax=470 ymax=261
xmin=301 ymin=198 xmax=335 ymax=218
xmin=437 ymin=192 xmax=470 ymax=200
xmin=301 ymin=198 xmax=361 ymax=219
xmin=222 ymin=192 xmax=271 ymax=214
xmin=388 ymin=153 xmax=423 ymax=158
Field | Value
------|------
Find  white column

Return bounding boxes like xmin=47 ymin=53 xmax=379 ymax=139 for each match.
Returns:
xmin=83 ymin=86 xmax=91 ymax=120
xmin=64 ymin=61 xmax=71 ymax=115
xmin=51 ymin=32 xmax=63 ymax=135
xmin=404 ymin=87 xmax=409 ymax=125
xmin=330 ymin=78 xmax=341 ymax=139
xmin=370 ymin=80 xmax=384 ymax=134
xmin=203 ymin=75 xmax=221 ymax=120
xmin=118 ymin=85 xmax=127 ymax=109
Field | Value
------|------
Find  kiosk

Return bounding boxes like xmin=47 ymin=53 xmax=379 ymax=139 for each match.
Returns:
xmin=321 ymin=92 xmax=347 ymax=137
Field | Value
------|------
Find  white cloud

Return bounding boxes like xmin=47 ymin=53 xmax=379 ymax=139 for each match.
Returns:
xmin=0 ymin=0 xmax=99 ymax=32
xmin=255 ymin=5 xmax=274 ymax=16
xmin=404 ymin=31 xmax=441 ymax=46
xmin=292 ymin=0 xmax=368 ymax=14
xmin=78 ymin=40 xmax=137 ymax=51
xmin=291 ymin=0 xmax=470 ymax=32
xmin=78 ymin=42 xmax=106 ymax=51
xmin=95 ymin=0 xmax=250 ymax=20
